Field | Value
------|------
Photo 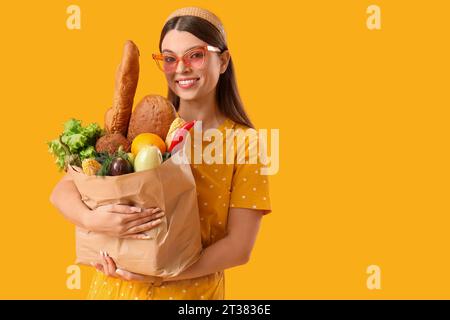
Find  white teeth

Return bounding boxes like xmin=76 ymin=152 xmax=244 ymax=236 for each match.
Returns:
xmin=178 ymin=79 xmax=198 ymax=85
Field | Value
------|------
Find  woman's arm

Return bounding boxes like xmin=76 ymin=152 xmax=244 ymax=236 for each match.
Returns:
xmin=167 ymin=207 xmax=263 ymax=281
xmin=49 ymin=173 xmax=92 ymax=228
xmin=49 ymin=174 xmax=164 ymax=239
xmin=97 ymin=207 xmax=264 ymax=282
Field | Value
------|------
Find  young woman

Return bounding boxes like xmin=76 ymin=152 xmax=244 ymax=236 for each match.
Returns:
xmin=50 ymin=6 xmax=271 ymax=300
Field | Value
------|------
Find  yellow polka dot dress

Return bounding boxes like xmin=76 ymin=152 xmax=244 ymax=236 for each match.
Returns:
xmin=87 ymin=118 xmax=272 ymax=300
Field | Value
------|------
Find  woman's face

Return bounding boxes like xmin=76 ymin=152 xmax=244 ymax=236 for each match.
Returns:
xmin=161 ymin=30 xmax=229 ymax=102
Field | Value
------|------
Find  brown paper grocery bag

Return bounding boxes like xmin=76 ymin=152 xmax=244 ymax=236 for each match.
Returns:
xmin=68 ymin=154 xmax=202 ymax=278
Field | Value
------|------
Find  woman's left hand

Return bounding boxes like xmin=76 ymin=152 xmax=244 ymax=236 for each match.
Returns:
xmin=92 ymin=251 xmax=162 ymax=285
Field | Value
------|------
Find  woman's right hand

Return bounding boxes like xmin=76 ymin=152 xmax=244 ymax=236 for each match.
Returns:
xmin=85 ymin=205 xmax=164 ymax=240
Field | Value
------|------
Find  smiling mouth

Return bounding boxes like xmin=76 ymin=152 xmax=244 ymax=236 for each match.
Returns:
xmin=176 ymin=78 xmax=200 ymax=89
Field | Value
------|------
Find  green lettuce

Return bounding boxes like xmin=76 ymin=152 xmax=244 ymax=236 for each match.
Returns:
xmin=47 ymin=119 xmax=103 ymax=171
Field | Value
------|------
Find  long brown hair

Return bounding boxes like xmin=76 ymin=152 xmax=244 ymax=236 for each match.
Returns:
xmin=159 ymin=15 xmax=254 ymax=129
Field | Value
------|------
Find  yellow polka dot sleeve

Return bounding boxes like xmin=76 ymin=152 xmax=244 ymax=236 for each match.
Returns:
xmin=230 ymin=163 xmax=272 ymax=214
xmin=229 ymin=129 xmax=272 ymax=215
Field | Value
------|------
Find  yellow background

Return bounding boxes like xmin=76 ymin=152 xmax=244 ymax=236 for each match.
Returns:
xmin=0 ymin=0 xmax=448 ymax=299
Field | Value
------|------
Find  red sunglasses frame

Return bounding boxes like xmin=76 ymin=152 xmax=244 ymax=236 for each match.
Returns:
xmin=152 ymin=45 xmax=221 ymax=73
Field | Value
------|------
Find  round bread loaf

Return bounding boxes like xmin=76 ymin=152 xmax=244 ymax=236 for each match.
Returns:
xmin=96 ymin=133 xmax=131 ymax=154
xmin=127 ymin=95 xmax=177 ymax=142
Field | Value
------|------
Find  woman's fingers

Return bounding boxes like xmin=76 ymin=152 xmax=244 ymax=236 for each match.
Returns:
xmin=91 ymin=255 xmax=161 ymax=284
xmin=101 ymin=204 xmax=142 ymax=214
xmin=122 ymin=218 xmax=163 ymax=236
xmin=123 ymin=208 xmax=163 ymax=223
xmin=125 ymin=211 xmax=165 ymax=230
xmin=115 ymin=268 xmax=143 ymax=281
xmin=91 ymin=262 xmax=104 ymax=272
xmin=115 ymin=268 xmax=149 ymax=282
xmin=97 ymin=204 xmax=162 ymax=219
xmin=98 ymin=253 xmax=111 ymax=277
xmin=104 ymin=252 xmax=117 ymax=274
xmin=100 ymin=251 xmax=117 ymax=278
xmin=113 ymin=204 xmax=143 ymax=213
xmin=120 ymin=233 xmax=154 ymax=240
xmin=93 ymin=252 xmax=122 ymax=279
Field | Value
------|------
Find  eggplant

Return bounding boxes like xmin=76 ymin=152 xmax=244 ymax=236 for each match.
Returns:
xmin=109 ymin=157 xmax=133 ymax=176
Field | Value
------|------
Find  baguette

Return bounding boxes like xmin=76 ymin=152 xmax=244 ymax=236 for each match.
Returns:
xmin=105 ymin=40 xmax=140 ymax=136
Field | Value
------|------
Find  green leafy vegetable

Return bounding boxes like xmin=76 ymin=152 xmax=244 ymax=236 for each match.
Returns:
xmin=96 ymin=154 xmax=114 ymax=177
xmin=47 ymin=118 xmax=103 ymax=171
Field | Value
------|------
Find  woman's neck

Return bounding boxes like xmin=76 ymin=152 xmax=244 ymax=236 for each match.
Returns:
xmin=177 ymin=92 xmax=226 ymax=130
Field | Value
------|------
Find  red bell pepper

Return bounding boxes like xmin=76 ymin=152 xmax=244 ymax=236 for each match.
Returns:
xmin=168 ymin=120 xmax=196 ymax=153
